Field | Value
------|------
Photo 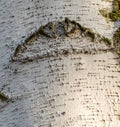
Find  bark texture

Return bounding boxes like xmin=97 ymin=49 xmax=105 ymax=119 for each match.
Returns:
xmin=0 ymin=0 xmax=120 ymax=127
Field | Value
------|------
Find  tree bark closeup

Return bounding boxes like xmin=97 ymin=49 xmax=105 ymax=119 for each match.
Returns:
xmin=0 ymin=0 xmax=120 ymax=127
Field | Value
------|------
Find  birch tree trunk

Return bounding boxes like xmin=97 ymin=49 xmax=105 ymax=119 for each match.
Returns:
xmin=0 ymin=0 xmax=120 ymax=127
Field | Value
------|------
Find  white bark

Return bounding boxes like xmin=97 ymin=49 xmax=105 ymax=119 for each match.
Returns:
xmin=0 ymin=0 xmax=120 ymax=127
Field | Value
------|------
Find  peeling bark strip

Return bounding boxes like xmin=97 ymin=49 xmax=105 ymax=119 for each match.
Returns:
xmin=12 ymin=18 xmax=113 ymax=62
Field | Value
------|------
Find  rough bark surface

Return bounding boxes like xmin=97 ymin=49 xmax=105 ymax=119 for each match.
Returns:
xmin=0 ymin=0 xmax=120 ymax=127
